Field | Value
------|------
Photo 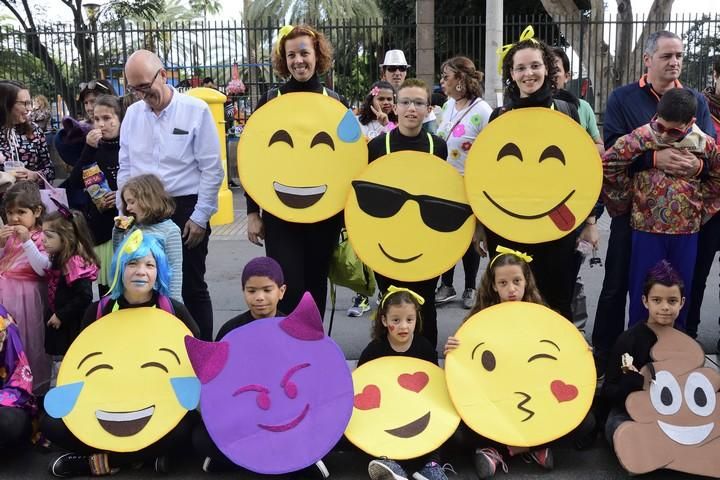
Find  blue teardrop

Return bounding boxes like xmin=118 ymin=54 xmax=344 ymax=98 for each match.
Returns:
xmin=44 ymin=382 xmax=84 ymax=418
xmin=171 ymin=376 xmax=201 ymax=410
xmin=337 ymin=109 xmax=361 ymax=143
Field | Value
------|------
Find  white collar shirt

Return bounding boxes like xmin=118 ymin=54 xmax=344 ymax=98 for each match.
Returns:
xmin=118 ymin=85 xmax=224 ymax=226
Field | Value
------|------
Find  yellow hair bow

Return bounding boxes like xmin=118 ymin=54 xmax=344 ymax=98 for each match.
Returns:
xmin=381 ymin=285 xmax=426 ymax=308
xmin=106 ymin=229 xmax=143 ymax=295
xmin=275 ymin=25 xmax=295 ymax=55
xmin=489 ymin=245 xmax=533 ymax=268
xmin=497 ymin=25 xmax=538 ymax=74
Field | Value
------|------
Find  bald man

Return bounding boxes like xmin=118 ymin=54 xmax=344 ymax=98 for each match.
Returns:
xmin=118 ymin=49 xmax=224 ymax=340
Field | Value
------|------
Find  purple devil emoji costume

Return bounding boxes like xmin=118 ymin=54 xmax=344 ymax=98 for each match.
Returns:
xmin=185 ymin=292 xmax=353 ymax=474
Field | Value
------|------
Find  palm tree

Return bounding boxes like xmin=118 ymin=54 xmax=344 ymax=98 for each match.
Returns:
xmin=246 ymin=0 xmax=381 ymax=24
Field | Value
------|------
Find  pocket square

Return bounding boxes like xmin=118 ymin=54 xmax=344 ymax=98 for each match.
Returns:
xmin=172 ymin=128 xmax=189 ymax=135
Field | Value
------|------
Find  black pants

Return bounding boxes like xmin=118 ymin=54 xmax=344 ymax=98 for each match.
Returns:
xmin=441 ymin=244 xmax=481 ymax=290
xmin=375 ymin=273 xmax=440 ymax=349
xmin=0 ymin=406 xmax=31 ymax=449
xmin=171 ymin=195 xmax=213 ymax=341
xmin=485 ymin=228 xmax=576 ymax=322
xmin=41 ymin=411 xmax=196 ymax=465
xmin=591 ymin=214 xmax=632 ymax=362
xmin=263 ymin=212 xmax=342 ymax=318
xmin=686 ymin=213 xmax=720 ymax=337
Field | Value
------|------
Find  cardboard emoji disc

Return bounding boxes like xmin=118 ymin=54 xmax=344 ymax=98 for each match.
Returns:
xmin=445 ymin=302 xmax=595 ymax=447
xmin=345 ymin=151 xmax=475 ymax=282
xmin=346 ymin=356 xmax=460 ymax=459
xmin=464 ymin=108 xmax=602 ymax=244
xmin=238 ymin=92 xmax=367 ymax=223
xmin=44 ymin=308 xmax=199 ymax=452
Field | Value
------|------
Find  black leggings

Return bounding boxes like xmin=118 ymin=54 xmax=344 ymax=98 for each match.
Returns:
xmin=41 ymin=411 xmax=197 ymax=466
xmin=441 ymin=244 xmax=481 ymax=290
xmin=0 ymin=406 xmax=31 ymax=449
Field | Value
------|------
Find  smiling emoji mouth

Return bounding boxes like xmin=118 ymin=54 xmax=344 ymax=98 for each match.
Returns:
xmin=657 ymin=420 xmax=715 ymax=445
xmin=378 ymin=243 xmax=423 ymax=263
xmin=483 ymin=190 xmax=576 ymax=231
xmin=95 ymin=405 xmax=155 ymax=437
xmin=273 ymin=182 xmax=327 ymax=209
xmin=258 ymin=403 xmax=310 ymax=432
xmin=384 ymin=411 xmax=431 ymax=438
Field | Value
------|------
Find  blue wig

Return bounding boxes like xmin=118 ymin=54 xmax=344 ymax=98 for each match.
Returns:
xmin=109 ymin=233 xmax=172 ymax=300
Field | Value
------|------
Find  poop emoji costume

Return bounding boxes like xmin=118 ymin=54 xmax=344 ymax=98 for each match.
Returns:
xmin=613 ymin=327 xmax=720 ymax=477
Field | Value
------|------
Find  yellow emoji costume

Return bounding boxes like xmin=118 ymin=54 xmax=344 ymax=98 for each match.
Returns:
xmin=464 ymin=108 xmax=602 ymax=244
xmin=345 ymin=151 xmax=475 ymax=282
xmin=445 ymin=302 xmax=595 ymax=447
xmin=44 ymin=308 xmax=200 ymax=452
xmin=238 ymin=92 xmax=367 ymax=223
xmin=346 ymin=357 xmax=460 ymax=459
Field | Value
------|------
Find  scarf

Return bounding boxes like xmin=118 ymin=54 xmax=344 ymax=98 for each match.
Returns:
xmin=508 ymin=79 xmax=554 ymax=109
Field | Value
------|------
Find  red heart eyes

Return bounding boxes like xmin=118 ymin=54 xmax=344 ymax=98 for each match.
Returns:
xmin=354 ymin=385 xmax=381 ymax=410
xmin=398 ymin=371 xmax=429 ymax=392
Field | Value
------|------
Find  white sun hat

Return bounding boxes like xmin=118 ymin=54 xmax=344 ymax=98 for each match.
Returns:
xmin=380 ymin=50 xmax=410 ymax=67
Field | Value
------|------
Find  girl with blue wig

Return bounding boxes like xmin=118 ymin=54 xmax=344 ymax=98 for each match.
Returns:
xmin=41 ymin=231 xmax=199 ymax=478
xmin=80 ymin=230 xmax=198 ymax=335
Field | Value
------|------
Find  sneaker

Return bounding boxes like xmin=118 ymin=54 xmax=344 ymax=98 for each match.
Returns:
xmin=50 ymin=453 xmax=92 ymax=478
xmin=523 ymin=447 xmax=553 ymax=470
xmin=474 ymin=448 xmax=508 ymax=479
xmin=315 ymin=460 xmax=330 ymax=479
xmin=347 ymin=294 xmax=371 ymax=317
xmin=461 ymin=288 xmax=476 ymax=309
xmin=202 ymin=457 xmax=213 ymax=473
xmin=412 ymin=461 xmax=455 ymax=480
xmin=434 ymin=285 xmax=457 ymax=304
xmin=369 ymin=458 xmax=408 ymax=480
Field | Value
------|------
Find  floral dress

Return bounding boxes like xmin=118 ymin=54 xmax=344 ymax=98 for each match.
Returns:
xmin=436 ymin=97 xmax=493 ymax=175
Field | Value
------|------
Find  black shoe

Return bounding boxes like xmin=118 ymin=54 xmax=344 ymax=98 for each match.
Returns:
xmin=49 ymin=453 xmax=91 ymax=478
xmin=154 ymin=456 xmax=171 ymax=474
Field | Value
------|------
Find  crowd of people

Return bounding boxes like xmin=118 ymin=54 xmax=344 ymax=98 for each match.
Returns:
xmin=0 ymin=21 xmax=717 ymax=479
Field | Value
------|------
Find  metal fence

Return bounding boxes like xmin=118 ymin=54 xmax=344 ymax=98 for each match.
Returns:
xmin=1 ymin=13 xmax=719 ymax=126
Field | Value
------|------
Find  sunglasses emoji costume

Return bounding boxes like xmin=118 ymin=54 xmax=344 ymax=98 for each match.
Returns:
xmin=238 ymin=92 xmax=367 ymax=223
xmin=44 ymin=308 xmax=200 ymax=452
xmin=185 ymin=293 xmax=353 ymax=474
xmin=613 ymin=327 xmax=720 ymax=477
xmin=345 ymin=151 xmax=475 ymax=282
xmin=464 ymin=108 xmax=602 ymax=244
xmin=346 ymin=356 xmax=460 ymax=459
xmin=445 ymin=301 xmax=595 ymax=447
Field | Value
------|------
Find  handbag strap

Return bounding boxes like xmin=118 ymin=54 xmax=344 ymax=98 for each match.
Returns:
xmin=445 ymin=98 xmax=479 ymax=139
xmin=34 ymin=171 xmax=55 ymax=191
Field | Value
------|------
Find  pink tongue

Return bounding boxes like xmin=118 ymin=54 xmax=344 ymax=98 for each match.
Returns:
xmin=548 ymin=203 xmax=575 ymax=231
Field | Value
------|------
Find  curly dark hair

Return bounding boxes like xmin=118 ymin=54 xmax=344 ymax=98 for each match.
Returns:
xmin=358 ymin=81 xmax=397 ymax=126
xmin=441 ymin=56 xmax=485 ymax=99
xmin=500 ymin=38 xmax=559 ymax=97
xmin=371 ymin=289 xmax=423 ymax=340
xmin=271 ymin=25 xmax=334 ymax=79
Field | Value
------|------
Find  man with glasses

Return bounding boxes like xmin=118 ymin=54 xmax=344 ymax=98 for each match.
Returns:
xmin=592 ymin=31 xmax=716 ymax=376
xmin=118 ymin=49 xmax=224 ymax=341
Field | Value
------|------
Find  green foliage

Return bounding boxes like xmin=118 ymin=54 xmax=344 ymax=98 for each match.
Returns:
xmin=681 ymin=14 xmax=720 ymax=90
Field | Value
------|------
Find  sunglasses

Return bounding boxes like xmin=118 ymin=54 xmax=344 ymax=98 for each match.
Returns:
xmin=352 ymin=180 xmax=473 ymax=233
xmin=385 ymin=65 xmax=408 ymax=73
xmin=79 ymin=80 xmax=110 ymax=93
xmin=650 ymin=115 xmax=694 ymax=141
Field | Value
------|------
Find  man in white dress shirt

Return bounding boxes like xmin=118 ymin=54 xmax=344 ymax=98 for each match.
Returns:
xmin=119 ymin=49 xmax=224 ymax=340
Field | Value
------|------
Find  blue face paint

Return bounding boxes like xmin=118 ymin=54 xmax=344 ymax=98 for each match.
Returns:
xmin=44 ymin=382 xmax=84 ymax=418
xmin=337 ymin=109 xmax=361 ymax=143
xmin=171 ymin=376 xmax=201 ymax=410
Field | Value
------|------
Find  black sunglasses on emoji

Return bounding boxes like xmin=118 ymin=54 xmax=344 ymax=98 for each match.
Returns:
xmin=352 ymin=180 xmax=473 ymax=233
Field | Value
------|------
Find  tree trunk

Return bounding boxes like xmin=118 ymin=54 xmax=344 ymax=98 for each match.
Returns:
xmin=615 ymin=0 xmax=634 ymax=87
xmin=25 ymin=32 xmax=76 ymax=117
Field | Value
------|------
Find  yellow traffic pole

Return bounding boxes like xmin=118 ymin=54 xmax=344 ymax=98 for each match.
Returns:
xmin=187 ymin=87 xmax=234 ymax=226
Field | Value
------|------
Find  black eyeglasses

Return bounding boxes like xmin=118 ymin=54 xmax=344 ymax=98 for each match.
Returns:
xmin=352 ymin=180 xmax=473 ymax=233
xmin=126 ymin=69 xmax=162 ymax=95
xmin=385 ymin=65 xmax=408 ymax=73
xmin=79 ymin=80 xmax=110 ymax=93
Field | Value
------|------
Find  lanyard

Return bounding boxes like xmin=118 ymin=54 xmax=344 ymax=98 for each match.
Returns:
xmin=385 ymin=131 xmax=434 ymax=155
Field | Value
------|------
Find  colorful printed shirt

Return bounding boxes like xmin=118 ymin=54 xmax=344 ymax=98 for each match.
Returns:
xmin=0 ymin=124 xmax=55 ymax=183
xmin=436 ymin=97 xmax=492 ymax=175
xmin=603 ymin=123 xmax=720 ymax=234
